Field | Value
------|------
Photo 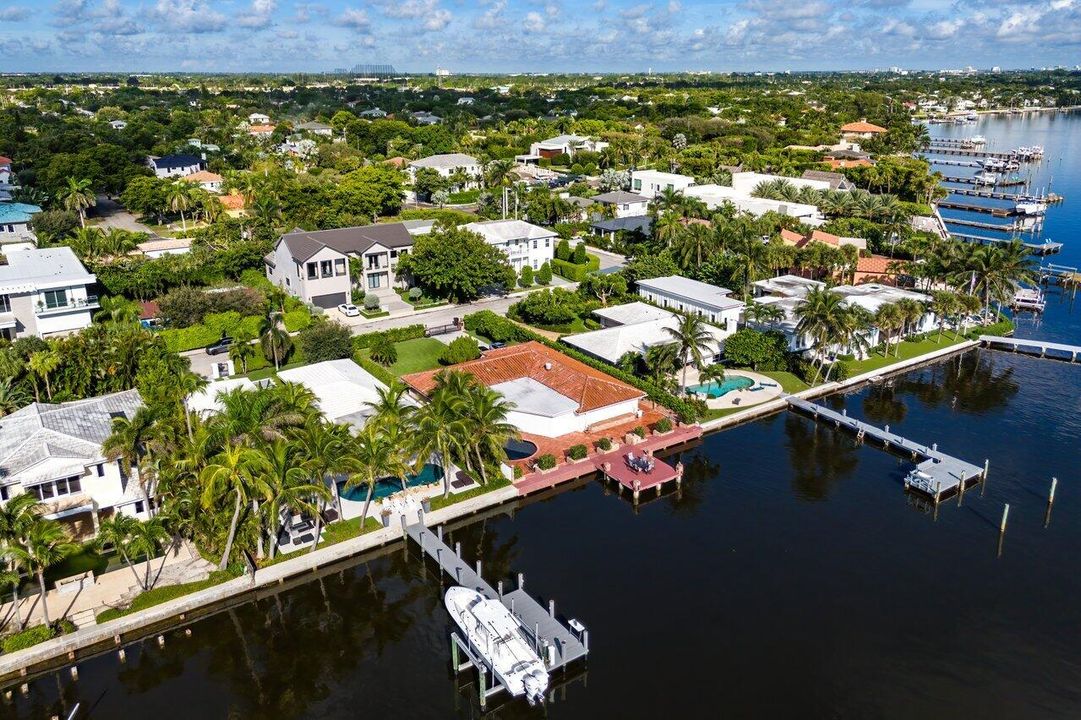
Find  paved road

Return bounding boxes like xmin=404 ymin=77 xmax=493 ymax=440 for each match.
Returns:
xmin=586 ymin=245 xmax=628 ymax=273
xmin=92 ymin=196 xmax=155 ymax=234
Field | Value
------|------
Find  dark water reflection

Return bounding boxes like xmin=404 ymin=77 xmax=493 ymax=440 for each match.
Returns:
xmin=5 ymin=350 xmax=1081 ymax=720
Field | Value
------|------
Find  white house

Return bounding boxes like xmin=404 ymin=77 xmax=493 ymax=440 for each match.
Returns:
xmin=407 ymin=154 xmax=481 ymax=186
xmin=108 ymin=120 xmax=127 ymax=130
xmin=463 ymin=219 xmax=556 ymax=272
xmin=295 ymin=121 xmax=334 ymax=136
xmin=591 ymin=191 xmax=649 ymax=218
xmin=729 ymin=171 xmax=833 ymax=195
xmin=636 ymin=276 xmax=745 ymax=330
xmin=528 ymin=134 xmax=608 ymax=159
xmin=0 ymin=390 xmax=152 ymax=539
xmin=147 ymin=154 xmax=204 ymax=178
xmin=630 ymin=170 xmax=696 ymax=198
xmin=248 ymin=112 xmax=271 ymax=124
xmin=136 ymin=237 xmax=193 ymax=259
xmin=180 ymin=170 xmax=223 ymax=193
xmin=562 ymin=301 xmax=732 ymax=366
xmin=0 ymin=247 xmax=98 ymax=339
xmin=278 ymin=359 xmax=405 ymax=430
xmin=0 ymin=202 xmax=41 ymax=251
xmin=0 ymin=156 xmax=13 ymax=185
xmin=683 ymin=184 xmax=826 ymax=226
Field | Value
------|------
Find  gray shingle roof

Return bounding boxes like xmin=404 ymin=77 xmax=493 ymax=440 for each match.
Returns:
xmin=592 ymin=191 xmax=647 ymax=204
xmin=279 ymin=222 xmax=416 ymax=263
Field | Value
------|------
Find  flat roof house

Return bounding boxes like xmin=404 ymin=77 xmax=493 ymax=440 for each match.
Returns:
xmin=407 ymin=153 xmax=481 ymax=183
xmin=591 ymin=191 xmax=649 ymax=218
xmin=636 ymin=276 xmax=745 ymax=330
xmin=0 ymin=390 xmax=152 ymax=539
xmin=266 ymin=222 xmax=423 ymax=309
xmin=683 ymin=184 xmax=826 ymax=226
xmin=148 ymin=154 xmax=204 ymax=178
xmin=463 ymin=219 xmax=556 ymax=272
xmin=730 ymin=171 xmax=833 ymax=195
xmin=630 ymin=170 xmax=695 ymax=199
xmin=277 ymin=359 xmax=401 ymax=430
xmin=0 ymin=247 xmax=99 ymax=339
xmin=528 ymin=134 xmax=608 ymax=159
xmin=0 ymin=202 xmax=41 ymax=252
xmin=402 ymin=341 xmax=645 ymax=438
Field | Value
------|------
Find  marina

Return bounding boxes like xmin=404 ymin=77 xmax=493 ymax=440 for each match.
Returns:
xmin=945 ymin=187 xmax=1062 ymax=202
xmin=936 ymin=200 xmax=1041 ymax=216
xmin=785 ymin=397 xmax=986 ymax=502
xmin=924 ymin=146 xmax=1042 ymax=161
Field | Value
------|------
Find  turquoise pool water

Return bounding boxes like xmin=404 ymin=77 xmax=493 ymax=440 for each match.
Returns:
xmin=688 ymin=376 xmax=755 ymax=399
xmin=337 ymin=463 xmax=445 ymax=502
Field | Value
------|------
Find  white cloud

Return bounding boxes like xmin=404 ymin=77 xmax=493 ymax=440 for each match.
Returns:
xmin=0 ymin=6 xmax=32 ymax=20
xmin=474 ymin=0 xmax=506 ymax=28
xmin=338 ymin=7 xmax=370 ymax=31
xmin=424 ymin=9 xmax=452 ymax=30
xmin=523 ymin=10 xmax=546 ymax=31
xmin=236 ymin=0 xmax=276 ymax=29
xmin=154 ymin=0 xmax=227 ymax=33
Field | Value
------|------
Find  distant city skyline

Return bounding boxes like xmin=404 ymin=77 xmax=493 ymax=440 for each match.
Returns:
xmin=1 ymin=0 xmax=1079 ymax=73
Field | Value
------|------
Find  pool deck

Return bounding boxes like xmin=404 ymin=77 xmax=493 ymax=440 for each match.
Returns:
xmin=686 ymin=369 xmax=785 ymax=410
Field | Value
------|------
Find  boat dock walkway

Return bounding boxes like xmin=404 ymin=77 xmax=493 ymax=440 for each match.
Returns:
xmin=947 ymin=217 xmax=1040 ymax=233
xmin=925 ymin=146 xmax=1039 ymax=161
xmin=403 ymin=517 xmax=588 ymax=706
xmin=948 ymin=231 xmax=1062 ymax=255
xmin=942 ymin=175 xmax=1028 ymax=187
xmin=938 ymin=199 xmax=1020 ymax=216
xmin=978 ymin=335 xmax=1081 ymax=362
xmin=785 ymin=398 xmax=986 ymax=501
xmin=948 ymin=187 xmax=1061 ymax=202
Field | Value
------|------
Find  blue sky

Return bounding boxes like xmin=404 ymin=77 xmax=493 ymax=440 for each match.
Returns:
xmin=1 ymin=0 xmax=1079 ymax=73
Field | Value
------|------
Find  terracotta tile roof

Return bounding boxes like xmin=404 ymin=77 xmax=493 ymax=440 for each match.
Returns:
xmin=138 ymin=301 xmax=159 ymax=320
xmin=0 ymin=156 xmax=11 ymax=165
xmin=401 ymin=341 xmax=644 ymax=414
xmin=385 ymin=156 xmax=407 ymax=168
xmin=181 ymin=170 xmax=223 ymax=183
xmin=218 ymin=192 xmax=246 ymax=210
xmin=810 ymin=230 xmax=840 ymax=246
xmin=825 ymin=158 xmax=873 ymax=169
xmin=856 ymin=254 xmax=896 ymax=275
xmin=249 ymin=124 xmax=275 ymax=133
xmin=840 ymin=120 xmax=887 ymax=134
xmin=780 ymin=228 xmax=804 ymax=246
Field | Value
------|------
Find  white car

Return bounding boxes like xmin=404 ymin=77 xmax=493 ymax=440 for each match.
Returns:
xmin=337 ymin=303 xmax=360 ymax=317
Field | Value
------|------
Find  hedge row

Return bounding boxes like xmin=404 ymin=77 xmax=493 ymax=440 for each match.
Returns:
xmin=464 ymin=310 xmax=702 ymax=422
xmin=159 ymin=312 xmax=263 ymax=353
xmin=283 ymin=309 xmax=312 ymax=332
xmin=550 ymin=254 xmax=601 ymax=282
xmin=352 ymin=323 xmax=426 ymax=350
xmin=353 ymin=351 xmax=397 ymax=386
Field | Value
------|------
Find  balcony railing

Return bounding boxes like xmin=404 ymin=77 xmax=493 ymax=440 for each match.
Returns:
xmin=35 ymin=295 xmax=100 ymax=316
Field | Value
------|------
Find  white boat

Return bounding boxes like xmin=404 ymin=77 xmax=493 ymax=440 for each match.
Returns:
xmin=974 ymin=171 xmax=998 ymax=184
xmin=1012 ymin=287 xmax=1046 ymax=312
xmin=445 ymin=587 xmax=550 ymax=706
xmin=969 ymin=135 xmax=987 ymax=146
xmin=1015 ymin=201 xmax=1047 ymax=215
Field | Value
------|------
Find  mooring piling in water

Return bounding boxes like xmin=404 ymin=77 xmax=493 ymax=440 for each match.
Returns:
xmin=1049 ymin=477 xmax=1058 ymax=505
xmin=1000 ymin=504 xmax=1010 ymax=533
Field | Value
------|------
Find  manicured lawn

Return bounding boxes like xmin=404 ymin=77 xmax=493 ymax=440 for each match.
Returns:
xmin=757 ymin=370 xmax=810 ymax=394
xmin=429 ymin=476 xmax=512 ymax=512
xmin=260 ymin=516 xmax=383 ymax=568
xmin=447 ymin=189 xmax=480 ymax=203
xmin=357 ymin=337 xmax=446 ymax=377
xmin=845 ymin=334 xmax=967 ymax=376
xmin=96 ymin=569 xmax=241 ymax=623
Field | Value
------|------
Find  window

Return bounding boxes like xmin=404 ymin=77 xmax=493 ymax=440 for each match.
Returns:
xmin=134 ymin=501 xmax=145 ymax=514
xmin=545 ymin=238 xmax=550 ymax=248
xmin=43 ymin=289 xmax=67 ymax=309
xmin=532 ymin=240 xmax=538 ymax=249
xmin=285 ymin=278 xmax=290 ymax=287
xmin=334 ymin=259 xmax=346 ymax=276
xmin=0 ymin=486 xmax=8 ymax=501
xmin=96 ymin=464 xmax=104 ymax=477
xmin=306 ymin=262 xmax=318 ymax=280
xmin=0 ymin=295 xmax=9 ymax=313
xmin=320 ymin=260 xmax=333 ymax=278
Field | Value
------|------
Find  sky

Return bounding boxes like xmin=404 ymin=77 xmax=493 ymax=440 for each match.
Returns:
xmin=1 ymin=0 xmax=1080 ymax=73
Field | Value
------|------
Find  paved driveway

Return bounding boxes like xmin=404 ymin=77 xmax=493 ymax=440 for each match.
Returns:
xmin=91 ymin=196 xmax=155 ymax=234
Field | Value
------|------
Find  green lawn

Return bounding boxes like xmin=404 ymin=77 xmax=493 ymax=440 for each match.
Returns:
xmin=447 ymin=189 xmax=480 ymax=204
xmin=429 ymin=476 xmax=512 ymax=511
xmin=845 ymin=334 xmax=967 ymax=376
xmin=260 ymin=516 xmax=382 ymax=568
xmin=357 ymin=337 xmax=446 ymax=377
xmin=96 ymin=569 xmax=241 ymax=623
xmin=756 ymin=370 xmax=809 ymax=394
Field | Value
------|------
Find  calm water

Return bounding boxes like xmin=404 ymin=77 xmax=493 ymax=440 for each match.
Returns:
xmin=5 ymin=115 xmax=1081 ymax=720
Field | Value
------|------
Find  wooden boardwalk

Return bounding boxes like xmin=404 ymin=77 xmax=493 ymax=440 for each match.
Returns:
xmin=403 ymin=516 xmax=588 ymax=706
xmin=786 ymin=398 xmax=986 ymax=501
xmin=942 ymin=175 xmax=1027 ymax=187
xmin=947 ymin=231 xmax=1062 ymax=255
xmin=979 ymin=335 xmax=1081 ymax=362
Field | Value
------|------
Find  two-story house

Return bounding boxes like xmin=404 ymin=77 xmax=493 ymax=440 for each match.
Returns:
xmin=0 ymin=247 xmax=99 ymax=339
xmin=590 ymin=191 xmax=649 ymax=218
xmin=630 ymin=170 xmax=696 ymax=198
xmin=462 ymin=220 xmax=556 ymax=272
xmin=147 ymin=154 xmax=204 ymax=178
xmin=528 ymin=134 xmax=609 ymax=159
xmin=0 ymin=202 xmax=41 ymax=252
xmin=407 ymin=154 xmax=481 ymax=187
xmin=265 ymin=222 xmax=425 ymax=309
xmin=0 ymin=390 xmax=150 ymax=539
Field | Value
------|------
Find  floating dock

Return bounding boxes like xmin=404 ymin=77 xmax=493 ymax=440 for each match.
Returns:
xmin=946 ymin=217 xmax=1041 ymax=233
xmin=786 ymin=398 xmax=986 ymax=502
xmin=403 ymin=516 xmax=588 ymax=708
xmin=947 ymin=187 xmax=1062 ymax=203
xmin=978 ymin=335 xmax=1081 ymax=362
xmin=925 ymin=147 xmax=1040 ymax=161
xmin=942 ymin=175 xmax=1028 ymax=187
xmin=937 ymin=199 xmax=1020 ymax=216
xmin=947 ymin=231 xmax=1062 ymax=255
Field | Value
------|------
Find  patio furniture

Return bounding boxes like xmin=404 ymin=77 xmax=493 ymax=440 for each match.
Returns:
xmin=295 ymin=533 xmax=315 ymax=545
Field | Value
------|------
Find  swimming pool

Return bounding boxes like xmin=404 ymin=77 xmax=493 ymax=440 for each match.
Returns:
xmin=504 ymin=438 xmax=539 ymax=461
xmin=687 ymin=375 xmax=755 ymax=399
xmin=337 ymin=463 xmax=445 ymax=502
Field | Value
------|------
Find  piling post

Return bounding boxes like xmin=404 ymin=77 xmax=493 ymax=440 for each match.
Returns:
xmin=583 ymin=629 xmax=590 ymax=652
xmin=478 ymin=668 xmax=487 ymax=709
xmin=69 ymin=667 xmax=78 ymax=681
xmin=475 ymin=560 xmax=482 ymax=579
xmin=399 ymin=514 xmax=407 ymax=539
xmin=437 ymin=525 xmax=443 ymax=543
xmin=534 ymin=622 xmax=541 ymax=652
xmin=455 ymin=541 xmax=461 ymax=559
xmin=549 ymin=599 xmax=555 ymax=618
xmin=1049 ymin=477 xmax=1058 ymax=505
xmin=118 ymin=648 xmax=126 ymax=663
xmin=1000 ymin=503 xmax=1010 ymax=533
xmin=450 ymin=634 xmax=460 ymax=670
xmin=984 ymin=458 xmax=990 ymax=478
xmin=497 ymin=580 xmax=503 ymax=598
xmin=518 ymin=572 xmax=524 ymax=590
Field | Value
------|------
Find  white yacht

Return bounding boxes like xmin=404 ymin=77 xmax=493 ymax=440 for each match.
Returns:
xmin=445 ymin=587 xmax=550 ymax=706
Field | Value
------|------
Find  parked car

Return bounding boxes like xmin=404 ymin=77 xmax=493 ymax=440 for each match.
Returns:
xmin=205 ymin=336 xmax=234 ymax=355
xmin=338 ymin=303 xmax=360 ymax=317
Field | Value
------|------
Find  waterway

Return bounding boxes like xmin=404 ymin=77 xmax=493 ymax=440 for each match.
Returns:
xmin=4 ymin=115 xmax=1081 ymax=720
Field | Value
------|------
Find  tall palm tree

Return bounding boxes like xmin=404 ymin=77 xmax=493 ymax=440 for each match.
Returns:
xmin=28 ymin=349 xmax=60 ymax=402
xmin=59 ymin=177 xmax=96 ymax=228
xmin=344 ymin=424 xmax=411 ymax=528
xmin=365 ymin=381 xmax=416 ymax=432
xmin=261 ymin=439 xmax=327 ymax=559
xmin=199 ymin=443 xmax=268 ymax=570
xmin=103 ymin=406 xmax=161 ymax=515
xmin=795 ymin=287 xmax=850 ymax=382
xmin=67 ymin=227 xmax=105 ymax=260
xmin=229 ymin=341 xmax=255 ymax=374
xmin=0 ymin=378 xmax=29 ymax=417
xmin=461 ymin=385 xmax=519 ymax=485
xmin=126 ymin=517 xmax=171 ymax=590
xmin=166 ymin=182 xmax=194 ymax=232
xmin=664 ymin=313 xmax=716 ymax=392
xmin=259 ymin=314 xmax=291 ymax=371
xmin=94 ymin=514 xmax=143 ymax=589
xmin=412 ymin=373 xmax=470 ymax=498
xmin=6 ymin=519 xmax=75 ymax=626
xmin=743 ymin=301 xmax=785 ymax=328
xmin=875 ymin=303 xmax=904 ymax=357
xmin=175 ymin=370 xmax=208 ymax=441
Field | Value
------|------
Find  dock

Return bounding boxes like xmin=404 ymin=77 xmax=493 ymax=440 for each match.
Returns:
xmin=946 ymin=231 xmax=1062 ymax=255
xmin=785 ymin=398 xmax=985 ymax=501
xmin=403 ymin=516 xmax=588 ymax=708
xmin=1041 ymin=263 xmax=1080 ymax=285
xmin=924 ymin=146 xmax=1040 ymax=161
xmin=978 ymin=335 xmax=1081 ymax=362
xmin=947 ymin=187 xmax=1062 ymax=203
xmin=946 ymin=217 xmax=1040 ymax=233
xmin=941 ymin=175 xmax=1028 ymax=187
xmin=937 ymin=199 xmax=1020 ymax=216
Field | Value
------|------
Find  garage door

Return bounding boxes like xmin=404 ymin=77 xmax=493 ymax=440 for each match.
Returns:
xmin=310 ymin=292 xmax=347 ymax=309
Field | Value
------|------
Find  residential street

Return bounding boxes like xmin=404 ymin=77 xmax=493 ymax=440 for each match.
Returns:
xmin=90 ymin=196 xmax=155 ymax=234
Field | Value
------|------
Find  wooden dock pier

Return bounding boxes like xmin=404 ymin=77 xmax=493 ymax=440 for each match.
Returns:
xmin=403 ymin=515 xmax=588 ymax=708
xmin=947 ymin=231 xmax=1062 ymax=256
xmin=925 ymin=146 xmax=1039 ymax=161
xmin=947 ymin=217 xmax=1040 ymax=233
xmin=942 ymin=175 xmax=1028 ymax=187
xmin=785 ymin=398 xmax=985 ymax=502
xmin=978 ymin=335 xmax=1081 ymax=362
xmin=947 ymin=187 xmax=1062 ymax=203
xmin=937 ymin=199 xmax=1019 ymax=216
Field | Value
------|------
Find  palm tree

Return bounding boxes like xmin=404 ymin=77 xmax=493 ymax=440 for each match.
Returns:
xmin=28 ymin=349 xmax=60 ymax=402
xmin=896 ymin=298 xmax=926 ymax=338
xmin=795 ymin=287 xmax=850 ymax=382
xmin=59 ymin=177 xmax=96 ymax=228
xmin=461 ymin=385 xmax=519 ymax=485
xmin=365 ymin=382 xmax=416 ymax=432
xmin=875 ymin=303 xmax=904 ymax=357
xmin=259 ymin=314 xmax=291 ymax=371
xmin=261 ymin=440 xmax=327 ymax=559
xmin=344 ymin=424 xmax=411 ymax=527
xmin=176 ymin=370 xmax=208 ymax=441
xmin=484 ymin=159 xmax=515 ymax=190
xmin=200 ymin=443 xmax=269 ymax=571
xmin=412 ymin=373 xmax=470 ymax=498
xmin=68 ymin=227 xmax=105 ymax=261
xmin=0 ymin=378 xmax=28 ymax=417
xmin=103 ymin=406 xmax=160 ymax=516
xmin=166 ymin=182 xmax=194 ymax=232
xmin=229 ymin=341 xmax=255 ymax=374
xmin=743 ymin=301 xmax=784 ymax=328
xmin=6 ymin=519 xmax=75 ymax=626
xmin=642 ymin=343 xmax=680 ymax=390
xmin=664 ymin=314 xmax=716 ymax=393
xmin=294 ymin=421 xmax=349 ymax=548
xmin=127 ymin=517 xmax=171 ymax=590
xmin=0 ymin=494 xmax=40 ymax=628
xmin=94 ymin=514 xmax=143 ymax=589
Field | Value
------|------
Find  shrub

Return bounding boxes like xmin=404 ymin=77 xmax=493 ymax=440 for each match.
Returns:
xmin=595 ymin=437 xmax=613 ymax=451
xmin=536 ymin=262 xmax=552 ymax=285
xmin=1 ymin=624 xmax=57 ymax=654
xmin=282 ymin=309 xmax=312 ymax=332
xmin=408 ymin=287 xmax=423 ymax=301
xmin=551 ymin=258 xmax=591 ymax=282
xmin=633 ymin=425 xmax=646 ymax=438
xmin=511 ymin=288 xmax=584 ymax=327
xmin=555 ymin=238 xmax=572 ymax=261
xmin=536 ymin=454 xmax=557 ymax=470
xmin=440 ymin=336 xmax=481 ymax=365
xmin=363 ymin=294 xmax=380 ymax=311
xmin=723 ymin=328 xmax=789 ymax=370
xmin=518 ymin=265 xmax=534 ymax=287
xmin=464 ymin=312 xmax=530 ymax=344
xmin=566 ymin=444 xmax=588 ymax=460
xmin=369 ymin=335 xmax=398 ymax=365
xmin=354 ymin=352 xmax=396 ymax=386
xmin=298 ymin=319 xmax=353 ymax=363
xmin=655 ymin=417 xmax=673 ymax=433
xmin=572 ymin=242 xmax=588 ymax=264
xmin=513 ymin=465 xmax=523 ymax=479
xmin=353 ymin=324 xmax=425 ymax=349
